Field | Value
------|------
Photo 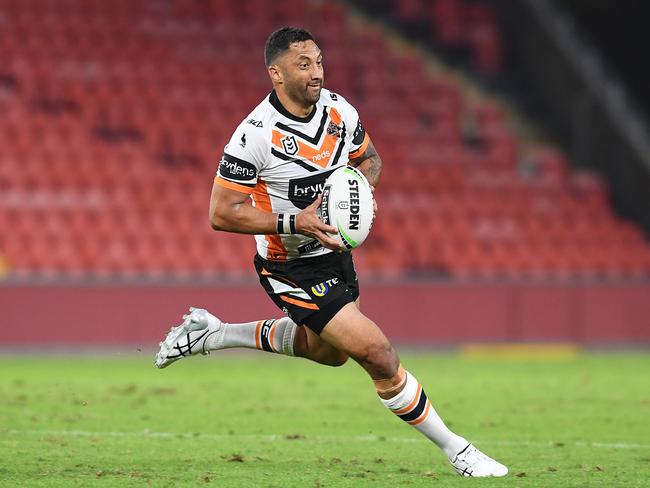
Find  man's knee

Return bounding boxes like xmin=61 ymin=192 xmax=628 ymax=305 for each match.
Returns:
xmin=354 ymin=340 xmax=399 ymax=379
xmin=319 ymin=302 xmax=398 ymax=377
xmin=322 ymin=350 xmax=349 ymax=367
xmin=294 ymin=326 xmax=349 ymax=367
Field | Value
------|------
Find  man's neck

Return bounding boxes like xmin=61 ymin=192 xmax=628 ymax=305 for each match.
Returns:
xmin=275 ymin=89 xmax=314 ymax=118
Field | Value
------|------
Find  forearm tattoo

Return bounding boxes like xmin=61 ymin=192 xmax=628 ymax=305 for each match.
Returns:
xmin=350 ymin=143 xmax=382 ymax=187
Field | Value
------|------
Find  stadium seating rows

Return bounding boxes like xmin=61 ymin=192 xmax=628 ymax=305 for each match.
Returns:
xmin=0 ymin=0 xmax=648 ymax=280
xmin=356 ymin=0 xmax=503 ymax=76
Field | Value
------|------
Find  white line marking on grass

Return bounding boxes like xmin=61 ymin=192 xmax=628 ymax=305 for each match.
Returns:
xmin=475 ymin=439 xmax=650 ymax=450
xmin=5 ymin=429 xmax=650 ymax=450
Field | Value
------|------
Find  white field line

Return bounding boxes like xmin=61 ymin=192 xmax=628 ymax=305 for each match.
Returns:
xmin=4 ymin=429 xmax=650 ymax=450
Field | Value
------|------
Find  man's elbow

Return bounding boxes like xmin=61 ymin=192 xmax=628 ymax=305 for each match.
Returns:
xmin=209 ymin=212 xmax=227 ymax=231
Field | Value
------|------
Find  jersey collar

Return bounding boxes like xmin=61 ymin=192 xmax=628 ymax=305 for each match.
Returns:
xmin=269 ymin=90 xmax=318 ymax=123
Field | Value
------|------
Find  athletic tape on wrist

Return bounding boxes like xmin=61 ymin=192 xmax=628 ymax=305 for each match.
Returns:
xmin=277 ymin=213 xmax=297 ymax=234
xmin=276 ymin=213 xmax=285 ymax=234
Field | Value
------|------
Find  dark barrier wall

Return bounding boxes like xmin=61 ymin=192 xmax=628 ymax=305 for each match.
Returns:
xmin=1 ymin=283 xmax=648 ymax=346
xmin=494 ymin=0 xmax=650 ymax=235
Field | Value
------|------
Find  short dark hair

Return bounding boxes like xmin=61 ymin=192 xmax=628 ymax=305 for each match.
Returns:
xmin=264 ymin=27 xmax=315 ymax=67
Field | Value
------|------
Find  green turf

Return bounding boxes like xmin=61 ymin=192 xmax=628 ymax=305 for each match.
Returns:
xmin=1 ymin=352 xmax=649 ymax=487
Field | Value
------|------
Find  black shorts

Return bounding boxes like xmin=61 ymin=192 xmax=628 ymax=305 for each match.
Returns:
xmin=254 ymin=252 xmax=360 ymax=335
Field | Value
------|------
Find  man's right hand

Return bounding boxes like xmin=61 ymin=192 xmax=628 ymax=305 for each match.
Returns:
xmin=296 ymin=195 xmax=346 ymax=251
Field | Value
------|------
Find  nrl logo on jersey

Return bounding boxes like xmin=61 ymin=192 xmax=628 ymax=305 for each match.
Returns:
xmin=281 ymin=135 xmax=298 ymax=155
xmin=327 ymin=121 xmax=342 ymax=138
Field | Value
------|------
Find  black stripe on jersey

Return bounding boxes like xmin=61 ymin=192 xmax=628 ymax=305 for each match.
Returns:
xmin=329 ymin=122 xmax=347 ymax=168
xmin=259 ymin=319 xmax=274 ymax=352
xmin=297 ymin=239 xmax=323 ymax=254
xmin=275 ymin=107 xmax=329 ymax=145
xmin=397 ymin=389 xmax=428 ymax=422
xmin=271 ymin=148 xmax=318 ymax=172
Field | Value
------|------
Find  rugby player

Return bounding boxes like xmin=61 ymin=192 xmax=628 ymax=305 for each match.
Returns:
xmin=156 ymin=27 xmax=507 ymax=478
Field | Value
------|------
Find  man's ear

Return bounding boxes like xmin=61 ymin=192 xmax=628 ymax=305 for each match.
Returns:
xmin=268 ymin=65 xmax=283 ymax=84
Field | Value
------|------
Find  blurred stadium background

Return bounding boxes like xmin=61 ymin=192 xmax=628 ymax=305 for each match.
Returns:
xmin=0 ymin=0 xmax=648 ymax=349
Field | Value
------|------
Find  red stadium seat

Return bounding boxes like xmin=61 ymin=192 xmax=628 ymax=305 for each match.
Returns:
xmin=0 ymin=0 xmax=647 ymax=281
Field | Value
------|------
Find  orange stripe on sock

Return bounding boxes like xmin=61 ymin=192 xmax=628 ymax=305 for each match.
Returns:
xmin=409 ymin=400 xmax=431 ymax=426
xmin=254 ymin=321 xmax=262 ymax=350
xmin=392 ymin=385 xmax=422 ymax=415
xmin=268 ymin=319 xmax=278 ymax=352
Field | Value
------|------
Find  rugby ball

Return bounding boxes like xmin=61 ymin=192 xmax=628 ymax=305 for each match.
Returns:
xmin=319 ymin=165 xmax=374 ymax=250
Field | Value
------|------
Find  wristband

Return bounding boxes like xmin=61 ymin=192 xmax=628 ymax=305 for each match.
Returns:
xmin=276 ymin=213 xmax=285 ymax=234
xmin=276 ymin=213 xmax=297 ymax=234
xmin=289 ymin=214 xmax=296 ymax=234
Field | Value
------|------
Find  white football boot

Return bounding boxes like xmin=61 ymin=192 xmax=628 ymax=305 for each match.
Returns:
xmin=450 ymin=444 xmax=508 ymax=477
xmin=155 ymin=307 xmax=222 ymax=369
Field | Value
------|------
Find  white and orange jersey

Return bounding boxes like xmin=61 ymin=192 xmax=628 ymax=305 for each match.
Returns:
xmin=215 ymin=88 xmax=371 ymax=261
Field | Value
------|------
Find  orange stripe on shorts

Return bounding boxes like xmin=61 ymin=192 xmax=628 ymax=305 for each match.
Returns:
xmin=280 ymin=295 xmax=319 ymax=310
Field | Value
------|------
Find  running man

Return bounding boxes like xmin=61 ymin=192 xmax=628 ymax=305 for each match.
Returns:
xmin=156 ymin=27 xmax=507 ymax=478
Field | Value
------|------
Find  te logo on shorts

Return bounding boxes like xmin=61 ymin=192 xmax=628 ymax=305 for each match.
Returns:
xmin=311 ymin=277 xmax=339 ymax=297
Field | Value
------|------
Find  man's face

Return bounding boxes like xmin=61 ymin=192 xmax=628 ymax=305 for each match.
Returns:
xmin=273 ymin=40 xmax=324 ymax=107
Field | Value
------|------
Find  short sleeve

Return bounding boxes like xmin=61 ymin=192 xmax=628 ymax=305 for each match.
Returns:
xmin=215 ymin=125 xmax=266 ymax=194
xmin=334 ymin=94 xmax=370 ymax=159
xmin=348 ymin=118 xmax=370 ymax=159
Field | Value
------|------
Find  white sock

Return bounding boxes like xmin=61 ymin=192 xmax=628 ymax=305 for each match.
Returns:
xmin=380 ymin=371 xmax=468 ymax=459
xmin=205 ymin=317 xmax=297 ymax=356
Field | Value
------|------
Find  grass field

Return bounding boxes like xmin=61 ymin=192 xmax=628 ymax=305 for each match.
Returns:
xmin=1 ymin=352 xmax=649 ymax=487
